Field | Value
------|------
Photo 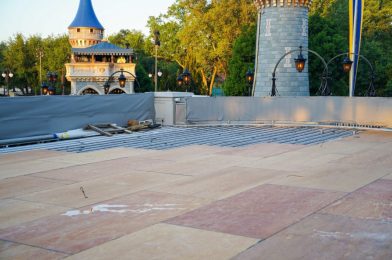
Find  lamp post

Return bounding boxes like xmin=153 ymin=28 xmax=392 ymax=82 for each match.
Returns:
xmin=154 ymin=30 xmax=160 ymax=92
xmin=1 ymin=70 xmax=13 ymax=96
xmin=320 ymin=53 xmax=376 ymax=97
xmin=46 ymin=72 xmax=57 ymax=95
xmin=36 ymin=48 xmax=44 ymax=95
xmin=182 ymin=68 xmax=191 ymax=92
xmin=245 ymin=68 xmax=254 ymax=96
xmin=177 ymin=68 xmax=192 ymax=92
xmin=103 ymin=68 xmax=141 ymax=94
xmin=177 ymin=74 xmax=183 ymax=88
xmin=149 ymin=70 xmax=163 ymax=91
xmin=271 ymin=46 xmax=328 ymax=96
xmin=342 ymin=56 xmax=353 ymax=73
xmin=41 ymin=82 xmax=49 ymax=95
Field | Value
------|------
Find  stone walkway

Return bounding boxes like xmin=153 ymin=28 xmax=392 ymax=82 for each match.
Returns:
xmin=0 ymin=130 xmax=391 ymax=259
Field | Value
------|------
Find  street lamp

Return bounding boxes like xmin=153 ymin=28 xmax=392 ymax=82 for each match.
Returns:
xmin=177 ymin=74 xmax=183 ymax=87
xmin=294 ymin=46 xmax=307 ymax=73
xmin=1 ymin=70 xmax=13 ymax=96
xmin=103 ymin=69 xmax=141 ymax=94
xmin=177 ymin=68 xmax=192 ymax=92
xmin=245 ymin=67 xmax=254 ymax=96
xmin=320 ymin=52 xmax=375 ymax=96
xmin=182 ymin=68 xmax=191 ymax=85
xmin=118 ymin=70 xmax=126 ymax=88
xmin=41 ymin=82 xmax=49 ymax=95
xmin=342 ymin=56 xmax=353 ymax=73
xmin=149 ymin=70 xmax=163 ymax=90
xmin=271 ymin=46 xmax=328 ymax=96
xmin=46 ymin=72 xmax=57 ymax=95
xmin=103 ymin=81 xmax=111 ymax=95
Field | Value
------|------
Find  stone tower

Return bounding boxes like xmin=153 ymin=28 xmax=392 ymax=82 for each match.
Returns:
xmin=68 ymin=0 xmax=104 ymax=48
xmin=253 ymin=0 xmax=312 ymax=96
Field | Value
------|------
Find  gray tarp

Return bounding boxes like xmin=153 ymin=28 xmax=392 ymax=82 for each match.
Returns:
xmin=186 ymin=96 xmax=392 ymax=127
xmin=0 ymin=93 xmax=155 ymax=140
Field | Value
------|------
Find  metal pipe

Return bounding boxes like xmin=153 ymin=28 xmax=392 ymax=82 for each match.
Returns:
xmin=0 ymin=134 xmax=56 ymax=146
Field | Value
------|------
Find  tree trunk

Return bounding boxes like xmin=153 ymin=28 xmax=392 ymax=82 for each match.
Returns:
xmin=200 ymin=69 xmax=208 ymax=94
xmin=209 ymin=67 xmax=218 ymax=96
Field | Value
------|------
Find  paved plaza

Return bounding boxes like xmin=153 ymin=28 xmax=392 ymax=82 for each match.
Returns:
xmin=0 ymin=127 xmax=391 ymax=259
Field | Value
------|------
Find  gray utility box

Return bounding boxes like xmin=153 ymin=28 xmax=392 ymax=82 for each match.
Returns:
xmin=154 ymin=92 xmax=193 ymax=125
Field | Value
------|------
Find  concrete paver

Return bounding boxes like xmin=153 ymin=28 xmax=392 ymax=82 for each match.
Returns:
xmin=0 ymin=199 xmax=69 ymax=229
xmin=267 ymin=162 xmax=391 ymax=192
xmin=234 ymin=213 xmax=392 ymax=260
xmin=32 ymin=157 xmax=175 ymax=182
xmin=0 ymin=243 xmax=67 ymax=260
xmin=0 ymin=176 xmax=73 ymax=199
xmin=167 ymin=184 xmax=345 ymax=238
xmin=150 ymin=166 xmax=289 ymax=200
xmin=0 ymin=159 xmax=77 ymax=180
xmin=146 ymin=145 xmax=233 ymax=162
xmin=344 ymin=130 xmax=392 ymax=143
xmin=17 ymin=171 xmax=189 ymax=208
xmin=238 ymin=148 xmax=347 ymax=172
xmin=44 ymin=147 xmax=154 ymax=165
xmin=149 ymin=154 xmax=260 ymax=176
xmin=322 ymin=179 xmax=392 ymax=221
xmin=67 ymin=223 xmax=258 ymax=260
xmin=0 ymin=191 xmax=208 ymax=254
xmin=0 ymin=150 xmax=69 ymax=165
xmin=215 ymin=143 xmax=303 ymax=158
xmin=383 ymin=173 xmax=392 ymax=180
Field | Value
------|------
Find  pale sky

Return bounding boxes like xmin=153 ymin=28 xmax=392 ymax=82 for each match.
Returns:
xmin=0 ymin=0 xmax=175 ymax=42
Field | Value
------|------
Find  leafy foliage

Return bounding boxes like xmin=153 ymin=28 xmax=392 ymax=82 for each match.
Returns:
xmin=146 ymin=0 xmax=257 ymax=95
xmin=223 ymin=25 xmax=256 ymax=96
xmin=1 ymin=34 xmax=70 ymax=95
xmin=309 ymin=0 xmax=392 ymax=96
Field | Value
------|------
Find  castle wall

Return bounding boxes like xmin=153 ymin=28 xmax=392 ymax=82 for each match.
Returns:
xmin=254 ymin=6 xmax=309 ymax=97
xmin=68 ymin=27 xmax=104 ymax=48
xmin=66 ymin=63 xmax=136 ymax=95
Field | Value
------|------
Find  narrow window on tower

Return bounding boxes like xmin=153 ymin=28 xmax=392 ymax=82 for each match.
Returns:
xmin=77 ymin=28 xmax=80 ymax=32
xmin=265 ymin=19 xmax=272 ymax=37
xmin=302 ymin=19 xmax=308 ymax=37
xmin=90 ymin=29 xmax=93 ymax=33
xmin=284 ymin=47 xmax=292 ymax=68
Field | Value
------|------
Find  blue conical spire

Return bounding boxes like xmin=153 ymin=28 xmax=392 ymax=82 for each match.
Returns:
xmin=69 ymin=0 xmax=104 ymax=29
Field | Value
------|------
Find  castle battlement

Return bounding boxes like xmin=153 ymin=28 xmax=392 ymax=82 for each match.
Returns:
xmin=254 ymin=0 xmax=312 ymax=9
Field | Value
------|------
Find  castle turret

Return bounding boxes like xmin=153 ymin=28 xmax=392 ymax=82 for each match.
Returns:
xmin=254 ymin=0 xmax=312 ymax=96
xmin=66 ymin=0 xmax=136 ymax=95
xmin=68 ymin=0 xmax=104 ymax=48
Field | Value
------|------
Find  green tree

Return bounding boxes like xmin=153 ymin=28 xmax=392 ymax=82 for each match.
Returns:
xmin=109 ymin=30 xmax=154 ymax=91
xmin=42 ymin=35 xmax=71 ymax=94
xmin=223 ymin=24 xmax=256 ymax=96
xmin=108 ymin=29 xmax=147 ymax=53
xmin=2 ymin=34 xmax=32 ymax=94
xmin=147 ymin=0 xmax=257 ymax=95
xmin=309 ymin=0 xmax=392 ymax=96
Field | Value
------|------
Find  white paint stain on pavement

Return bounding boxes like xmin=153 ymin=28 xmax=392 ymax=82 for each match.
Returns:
xmin=62 ymin=203 xmax=184 ymax=217
xmin=313 ymin=230 xmax=392 ymax=242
